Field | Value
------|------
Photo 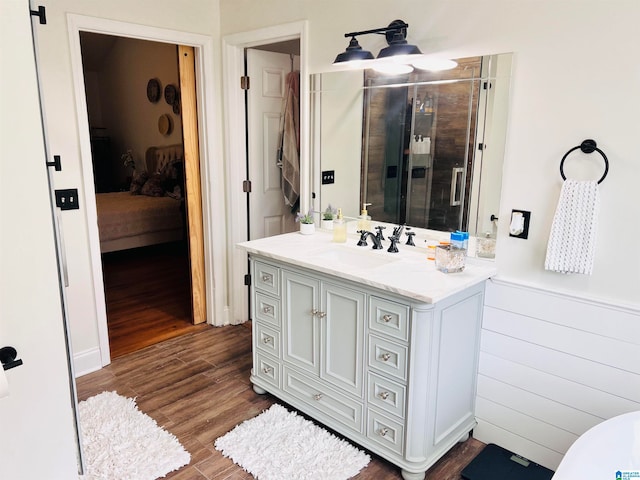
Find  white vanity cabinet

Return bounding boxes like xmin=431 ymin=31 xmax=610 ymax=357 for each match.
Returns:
xmin=248 ymin=254 xmax=486 ymax=480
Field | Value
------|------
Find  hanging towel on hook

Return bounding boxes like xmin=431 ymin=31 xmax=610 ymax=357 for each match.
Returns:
xmin=544 ymin=179 xmax=600 ymax=274
xmin=278 ymin=70 xmax=300 ymax=208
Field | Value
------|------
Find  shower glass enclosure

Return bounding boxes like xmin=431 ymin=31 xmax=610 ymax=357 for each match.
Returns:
xmin=361 ymin=56 xmax=483 ymax=232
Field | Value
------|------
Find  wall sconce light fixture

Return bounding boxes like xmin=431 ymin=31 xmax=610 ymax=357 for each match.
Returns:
xmin=333 ymin=19 xmax=456 ymax=74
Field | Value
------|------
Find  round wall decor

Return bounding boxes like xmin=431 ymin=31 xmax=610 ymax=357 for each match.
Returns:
xmin=146 ymin=78 xmax=161 ymax=103
xmin=158 ymin=114 xmax=173 ymax=135
xmin=164 ymin=84 xmax=178 ymax=105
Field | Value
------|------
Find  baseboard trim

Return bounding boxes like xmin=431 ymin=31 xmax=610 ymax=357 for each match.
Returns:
xmin=73 ymin=347 xmax=103 ymax=378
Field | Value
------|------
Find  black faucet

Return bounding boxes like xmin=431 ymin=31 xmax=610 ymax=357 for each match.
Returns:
xmin=392 ymin=223 xmax=405 ymax=239
xmin=357 ymin=230 xmax=383 ymax=249
xmin=387 ymin=235 xmax=400 ymax=253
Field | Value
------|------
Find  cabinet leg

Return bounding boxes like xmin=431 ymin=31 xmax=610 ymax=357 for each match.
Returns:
xmin=401 ymin=469 xmax=425 ymax=480
xmin=458 ymin=431 xmax=470 ymax=443
xmin=252 ymin=384 xmax=267 ymax=395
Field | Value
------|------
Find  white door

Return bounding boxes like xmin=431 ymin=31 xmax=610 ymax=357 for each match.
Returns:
xmin=247 ymin=48 xmax=300 ymax=240
xmin=0 ymin=2 xmax=80 ymax=477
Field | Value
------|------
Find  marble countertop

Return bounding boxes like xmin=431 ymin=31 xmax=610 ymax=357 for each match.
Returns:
xmin=237 ymin=231 xmax=497 ymax=304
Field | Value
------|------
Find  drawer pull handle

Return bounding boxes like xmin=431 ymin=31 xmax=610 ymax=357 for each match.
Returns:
xmin=262 ymin=336 xmax=273 ymax=344
xmin=313 ymin=393 xmax=323 ymax=401
xmin=378 ymin=427 xmax=389 ymax=437
xmin=261 ymin=274 xmax=272 ymax=283
xmin=382 ymin=314 xmax=393 ymax=323
xmin=378 ymin=391 xmax=390 ymax=400
xmin=318 ymin=311 xmax=326 ymax=318
xmin=311 ymin=309 xmax=319 ymax=316
xmin=262 ymin=366 xmax=273 ymax=374
xmin=262 ymin=305 xmax=274 ymax=314
xmin=380 ymin=352 xmax=391 ymax=362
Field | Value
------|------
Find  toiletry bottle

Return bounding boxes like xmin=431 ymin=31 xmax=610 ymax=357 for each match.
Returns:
xmin=333 ymin=208 xmax=347 ymax=243
xmin=357 ymin=203 xmax=372 ymax=231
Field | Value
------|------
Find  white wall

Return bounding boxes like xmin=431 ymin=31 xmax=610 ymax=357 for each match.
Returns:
xmin=31 ymin=0 xmax=222 ymax=374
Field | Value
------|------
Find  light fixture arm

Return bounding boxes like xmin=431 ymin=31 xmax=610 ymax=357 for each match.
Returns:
xmin=343 ymin=20 xmax=409 ymax=43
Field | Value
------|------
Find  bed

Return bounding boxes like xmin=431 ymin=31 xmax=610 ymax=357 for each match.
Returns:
xmin=96 ymin=144 xmax=185 ymax=253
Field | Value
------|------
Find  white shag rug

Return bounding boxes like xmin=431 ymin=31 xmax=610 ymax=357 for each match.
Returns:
xmin=214 ymin=404 xmax=370 ymax=480
xmin=78 ymin=391 xmax=190 ymax=480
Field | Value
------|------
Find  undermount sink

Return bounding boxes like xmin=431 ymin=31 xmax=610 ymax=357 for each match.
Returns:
xmin=309 ymin=245 xmax=399 ymax=269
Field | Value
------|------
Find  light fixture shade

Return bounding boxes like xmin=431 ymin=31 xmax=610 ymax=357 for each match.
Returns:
xmin=377 ymin=41 xmax=422 ymax=59
xmin=334 ymin=37 xmax=374 ymax=63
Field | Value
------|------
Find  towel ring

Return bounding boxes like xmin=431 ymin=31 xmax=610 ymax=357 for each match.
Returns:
xmin=559 ymin=139 xmax=609 ymax=184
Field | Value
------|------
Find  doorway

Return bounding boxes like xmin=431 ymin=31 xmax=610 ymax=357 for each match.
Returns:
xmin=78 ymin=31 xmax=206 ymax=358
xmin=246 ymin=43 xmax=301 ymax=240
xmin=223 ymin=21 xmax=309 ymax=324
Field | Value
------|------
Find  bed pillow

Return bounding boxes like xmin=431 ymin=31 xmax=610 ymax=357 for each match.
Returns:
xmin=140 ymin=173 xmax=167 ymax=197
xmin=129 ymin=171 xmax=149 ymax=195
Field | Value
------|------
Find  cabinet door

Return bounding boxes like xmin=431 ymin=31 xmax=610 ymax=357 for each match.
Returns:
xmin=283 ymin=270 xmax=320 ymax=374
xmin=321 ymin=282 xmax=365 ymax=397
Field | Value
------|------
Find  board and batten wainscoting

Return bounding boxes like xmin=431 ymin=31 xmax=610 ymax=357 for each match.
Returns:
xmin=474 ymin=279 xmax=640 ymax=470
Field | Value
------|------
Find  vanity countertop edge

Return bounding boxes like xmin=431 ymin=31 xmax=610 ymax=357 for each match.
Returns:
xmin=237 ymin=231 xmax=497 ymax=304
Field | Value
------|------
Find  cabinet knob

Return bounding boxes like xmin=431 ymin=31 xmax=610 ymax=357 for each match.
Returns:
xmin=261 ymin=273 xmax=272 ymax=283
xmin=382 ymin=314 xmax=393 ymax=323
xmin=262 ymin=366 xmax=273 ymax=374
xmin=380 ymin=352 xmax=391 ymax=362
xmin=378 ymin=427 xmax=389 ymax=437
xmin=318 ymin=311 xmax=326 ymax=318
xmin=311 ymin=309 xmax=319 ymax=316
xmin=313 ymin=393 xmax=323 ymax=401
xmin=262 ymin=336 xmax=273 ymax=344
xmin=378 ymin=391 xmax=390 ymax=400
xmin=262 ymin=305 xmax=273 ymax=314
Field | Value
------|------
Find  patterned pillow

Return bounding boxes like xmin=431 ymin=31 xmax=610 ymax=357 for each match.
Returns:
xmin=140 ymin=173 xmax=166 ymax=197
xmin=129 ymin=171 xmax=149 ymax=195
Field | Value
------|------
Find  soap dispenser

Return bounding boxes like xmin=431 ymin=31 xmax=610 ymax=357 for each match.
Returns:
xmin=357 ymin=203 xmax=372 ymax=231
xmin=333 ymin=208 xmax=347 ymax=243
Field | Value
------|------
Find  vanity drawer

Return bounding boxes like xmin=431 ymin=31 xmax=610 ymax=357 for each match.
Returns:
xmin=366 ymin=408 xmax=405 ymax=456
xmin=254 ymin=261 xmax=280 ymax=296
xmin=255 ymin=322 xmax=280 ymax=358
xmin=254 ymin=292 xmax=280 ymax=327
xmin=368 ymin=335 xmax=408 ymax=382
xmin=367 ymin=372 xmax=406 ymax=419
xmin=369 ymin=296 xmax=409 ymax=342
xmin=283 ymin=367 xmax=363 ymax=434
xmin=254 ymin=351 xmax=280 ymax=389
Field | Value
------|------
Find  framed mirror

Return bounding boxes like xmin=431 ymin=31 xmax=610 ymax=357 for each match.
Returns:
xmin=311 ymin=53 xmax=512 ymax=255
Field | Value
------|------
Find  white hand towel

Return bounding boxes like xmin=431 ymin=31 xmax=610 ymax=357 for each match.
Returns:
xmin=544 ymin=179 xmax=599 ymax=274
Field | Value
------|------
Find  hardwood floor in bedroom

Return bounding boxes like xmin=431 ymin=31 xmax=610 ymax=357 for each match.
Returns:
xmin=101 ymin=241 xmax=205 ymax=358
xmin=76 ymin=324 xmax=486 ymax=480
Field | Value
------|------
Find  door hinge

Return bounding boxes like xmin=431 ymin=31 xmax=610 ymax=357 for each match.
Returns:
xmin=478 ymin=143 xmax=485 ymax=151
xmin=243 ymin=180 xmax=252 ymax=193
xmin=244 ymin=274 xmax=251 ymax=286
xmin=240 ymin=76 xmax=250 ymax=90
xmin=46 ymin=154 xmax=62 ymax=171
xmin=483 ymin=81 xmax=492 ymax=90
xmin=30 ymin=5 xmax=47 ymax=24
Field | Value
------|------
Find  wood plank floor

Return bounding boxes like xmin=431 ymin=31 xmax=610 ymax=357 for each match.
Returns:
xmin=76 ymin=324 xmax=486 ymax=480
xmin=101 ymin=241 xmax=203 ymax=358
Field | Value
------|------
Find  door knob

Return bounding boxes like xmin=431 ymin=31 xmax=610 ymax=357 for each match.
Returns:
xmin=0 ymin=346 xmax=23 ymax=371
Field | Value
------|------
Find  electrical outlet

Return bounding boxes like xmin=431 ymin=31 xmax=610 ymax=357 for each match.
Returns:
xmin=322 ymin=170 xmax=335 ymax=184
xmin=509 ymin=209 xmax=531 ymax=239
xmin=55 ymin=189 xmax=80 ymax=210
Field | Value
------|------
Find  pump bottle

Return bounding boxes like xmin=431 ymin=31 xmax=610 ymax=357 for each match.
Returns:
xmin=357 ymin=203 xmax=372 ymax=231
xmin=333 ymin=208 xmax=347 ymax=243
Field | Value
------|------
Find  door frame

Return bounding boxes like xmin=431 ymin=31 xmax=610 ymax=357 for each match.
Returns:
xmin=67 ymin=14 xmax=228 ymax=367
xmin=222 ymin=21 xmax=309 ymax=323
